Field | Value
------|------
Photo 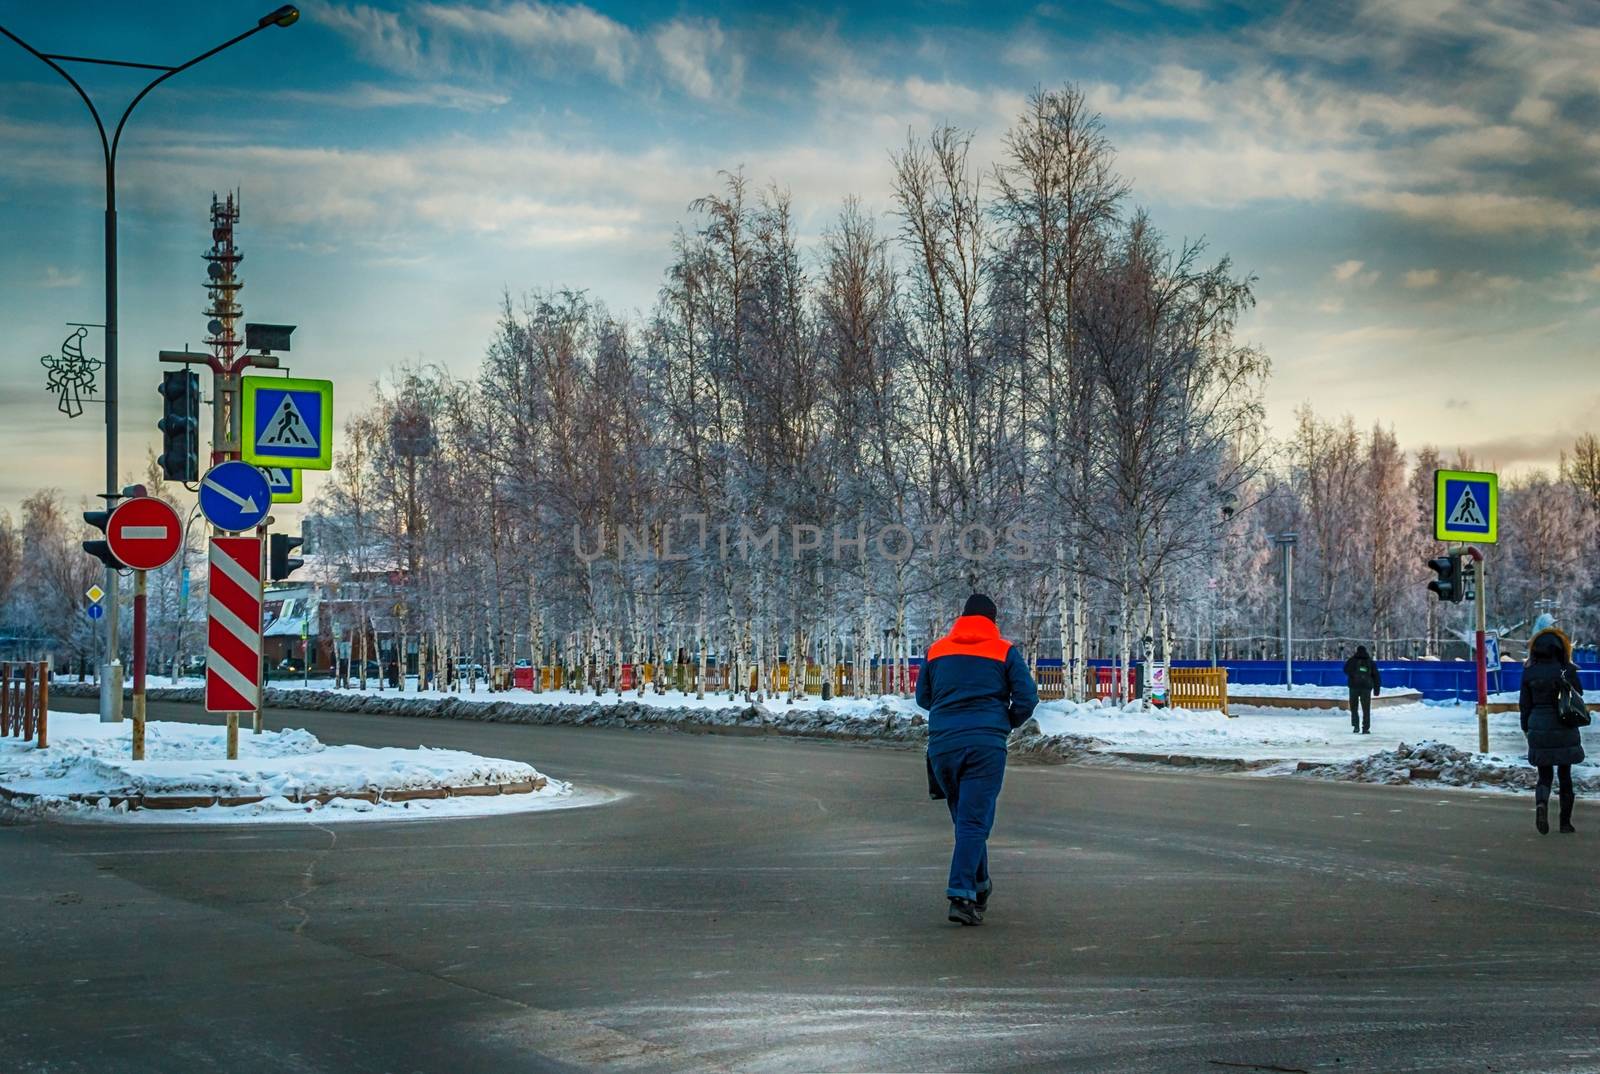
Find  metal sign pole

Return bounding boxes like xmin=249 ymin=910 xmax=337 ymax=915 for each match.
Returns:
xmin=1476 ymin=552 xmax=1489 ymax=754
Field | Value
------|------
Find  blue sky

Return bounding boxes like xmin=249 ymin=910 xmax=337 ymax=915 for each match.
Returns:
xmin=2 ymin=0 xmax=1597 ymax=517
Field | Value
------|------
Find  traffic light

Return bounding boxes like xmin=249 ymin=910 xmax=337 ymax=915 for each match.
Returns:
xmin=157 ymin=370 xmax=201 ymax=482
xmin=1427 ymin=552 xmax=1464 ymax=603
xmin=82 ymin=509 xmax=122 ymax=569
xmin=269 ymin=532 xmax=304 ymax=582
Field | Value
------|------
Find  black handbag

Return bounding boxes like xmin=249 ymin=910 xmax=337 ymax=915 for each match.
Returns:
xmin=1558 ymin=676 xmax=1592 ymax=728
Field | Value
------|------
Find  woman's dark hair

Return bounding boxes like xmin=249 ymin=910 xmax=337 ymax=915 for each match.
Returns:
xmin=1530 ymin=631 xmax=1567 ymax=664
xmin=1354 ymin=645 xmax=1370 ymax=659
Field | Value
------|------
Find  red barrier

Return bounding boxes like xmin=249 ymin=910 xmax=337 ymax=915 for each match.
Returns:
xmin=512 ymin=667 xmax=534 ymax=690
xmin=1095 ymin=666 xmax=1133 ymax=702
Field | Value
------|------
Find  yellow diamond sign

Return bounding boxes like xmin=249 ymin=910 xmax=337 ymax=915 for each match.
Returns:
xmin=86 ymin=584 xmax=105 ymax=604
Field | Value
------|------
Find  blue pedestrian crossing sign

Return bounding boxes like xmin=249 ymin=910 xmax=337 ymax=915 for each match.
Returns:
xmin=1435 ymin=469 xmax=1498 ymax=544
xmin=199 ymin=459 xmax=272 ymax=533
xmin=258 ymin=465 xmax=304 ymax=504
xmin=240 ymin=375 xmax=333 ymax=470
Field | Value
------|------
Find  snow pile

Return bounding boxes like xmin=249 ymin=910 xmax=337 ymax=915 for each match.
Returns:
xmin=0 ymin=710 xmax=577 ymax=824
xmin=1316 ymin=740 xmax=1600 ymax=793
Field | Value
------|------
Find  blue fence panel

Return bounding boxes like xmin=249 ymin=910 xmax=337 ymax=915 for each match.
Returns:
xmin=842 ymin=655 xmax=1597 ymax=701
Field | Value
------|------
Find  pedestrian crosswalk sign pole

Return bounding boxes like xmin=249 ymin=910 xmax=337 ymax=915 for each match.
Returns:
xmin=1434 ymin=469 xmax=1498 ymax=544
xmin=240 ymin=375 xmax=334 ymax=470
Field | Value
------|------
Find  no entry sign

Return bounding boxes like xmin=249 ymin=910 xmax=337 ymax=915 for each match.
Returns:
xmin=106 ymin=497 xmax=183 ymax=572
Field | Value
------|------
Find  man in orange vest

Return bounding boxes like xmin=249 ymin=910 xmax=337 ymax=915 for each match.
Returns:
xmin=915 ymin=593 xmax=1039 ymax=925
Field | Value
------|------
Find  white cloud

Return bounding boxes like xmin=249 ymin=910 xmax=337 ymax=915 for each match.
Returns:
xmin=903 ymin=76 xmax=984 ymax=116
xmin=275 ymin=82 xmax=510 ymax=112
xmin=37 ymin=266 xmax=82 ymax=288
xmin=1086 ymin=65 xmax=1214 ymax=123
xmin=416 ymin=1 xmax=636 ymax=83
xmin=1329 ymin=259 xmax=1381 ymax=287
xmin=1355 ymin=190 xmax=1600 ymax=235
xmin=317 ymin=3 xmax=428 ymax=75
xmin=652 ymin=18 xmax=742 ymax=101
xmin=1331 ymin=259 xmax=1367 ymax=282
xmin=1404 ymin=268 xmax=1440 ymax=288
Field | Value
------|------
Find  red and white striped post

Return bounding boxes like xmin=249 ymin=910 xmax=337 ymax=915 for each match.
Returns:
xmin=206 ymin=536 xmax=264 ymax=760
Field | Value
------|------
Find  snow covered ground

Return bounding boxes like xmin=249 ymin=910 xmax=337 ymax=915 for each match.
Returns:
xmin=0 ymin=710 xmax=588 ymax=825
xmin=1027 ymin=697 xmax=1599 ymax=792
xmin=1035 ymin=697 xmax=1522 ymax=762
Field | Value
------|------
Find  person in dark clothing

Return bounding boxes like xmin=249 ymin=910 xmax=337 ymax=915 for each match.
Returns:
xmin=915 ymin=593 xmax=1039 ymax=926
xmin=1343 ymin=645 xmax=1382 ymax=733
xmin=1520 ymin=626 xmax=1586 ymax=834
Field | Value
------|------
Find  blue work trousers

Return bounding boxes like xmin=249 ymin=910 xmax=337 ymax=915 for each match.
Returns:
xmin=930 ymin=744 xmax=1006 ymax=901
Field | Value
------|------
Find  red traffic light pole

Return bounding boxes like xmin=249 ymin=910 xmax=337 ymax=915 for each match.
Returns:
xmin=1462 ymin=546 xmax=1488 ymax=753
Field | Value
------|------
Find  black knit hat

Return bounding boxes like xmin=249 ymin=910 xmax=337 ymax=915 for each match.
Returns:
xmin=961 ymin=592 xmax=998 ymax=621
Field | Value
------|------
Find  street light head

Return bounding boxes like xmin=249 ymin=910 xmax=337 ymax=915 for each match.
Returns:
xmin=261 ymin=5 xmax=300 ymax=28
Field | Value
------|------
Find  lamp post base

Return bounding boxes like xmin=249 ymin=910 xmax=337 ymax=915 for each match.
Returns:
xmin=98 ymin=659 xmax=123 ymax=723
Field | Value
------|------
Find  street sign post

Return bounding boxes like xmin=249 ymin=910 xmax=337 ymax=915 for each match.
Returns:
xmin=199 ymin=460 xmax=271 ymax=533
xmin=86 ymin=603 xmax=105 ymax=621
xmin=106 ymin=496 xmax=182 ymax=760
xmin=1435 ymin=469 xmax=1498 ymax=544
xmin=258 ymin=465 xmax=303 ymax=504
xmin=106 ymin=496 xmax=183 ymax=572
xmin=206 ymin=536 xmax=264 ymax=759
xmin=240 ymin=375 xmax=333 ymax=470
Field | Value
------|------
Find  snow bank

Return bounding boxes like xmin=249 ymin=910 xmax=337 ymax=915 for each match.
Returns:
xmin=0 ymin=710 xmax=579 ymax=825
xmin=1316 ymin=740 xmax=1600 ymax=793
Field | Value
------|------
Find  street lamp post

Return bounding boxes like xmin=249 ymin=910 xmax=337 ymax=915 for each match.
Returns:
xmin=1273 ymin=533 xmax=1299 ymax=688
xmin=0 ymin=7 xmax=299 ymax=723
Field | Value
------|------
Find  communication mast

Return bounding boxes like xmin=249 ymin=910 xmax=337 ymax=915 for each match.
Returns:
xmin=203 ymin=192 xmax=244 ymax=460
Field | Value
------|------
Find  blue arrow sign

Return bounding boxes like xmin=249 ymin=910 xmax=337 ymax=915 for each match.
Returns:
xmin=87 ymin=602 xmax=105 ymax=621
xmin=199 ymin=460 xmax=271 ymax=532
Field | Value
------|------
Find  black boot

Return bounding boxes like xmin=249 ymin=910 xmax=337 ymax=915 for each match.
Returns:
xmin=1536 ymin=800 xmax=1550 ymax=835
xmin=1560 ymin=792 xmax=1576 ymax=834
xmin=947 ymin=898 xmax=982 ymax=926
xmin=976 ymin=882 xmax=991 ymax=913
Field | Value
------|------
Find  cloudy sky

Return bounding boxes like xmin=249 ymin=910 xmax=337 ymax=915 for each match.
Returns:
xmin=2 ymin=0 xmax=1596 ymax=518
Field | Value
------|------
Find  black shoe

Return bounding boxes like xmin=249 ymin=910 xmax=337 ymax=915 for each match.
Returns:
xmin=947 ymin=898 xmax=982 ymax=926
xmin=1536 ymin=803 xmax=1550 ymax=835
xmin=976 ymin=884 xmax=991 ymax=913
xmin=1561 ymin=822 xmax=1576 ymax=834
xmin=1361 ymin=728 xmax=1371 ymax=734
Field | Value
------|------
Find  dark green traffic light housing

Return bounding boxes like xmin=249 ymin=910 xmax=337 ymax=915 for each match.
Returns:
xmin=1426 ymin=552 xmax=1464 ymax=604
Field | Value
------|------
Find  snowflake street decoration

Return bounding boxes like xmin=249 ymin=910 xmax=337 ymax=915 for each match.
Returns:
xmin=40 ymin=327 xmax=102 ymax=418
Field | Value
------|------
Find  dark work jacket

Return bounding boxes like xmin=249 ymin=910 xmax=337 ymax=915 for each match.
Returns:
xmin=1520 ymin=661 xmax=1586 ymax=767
xmin=1343 ymin=655 xmax=1381 ymax=693
xmin=915 ymin=615 xmax=1039 ymax=758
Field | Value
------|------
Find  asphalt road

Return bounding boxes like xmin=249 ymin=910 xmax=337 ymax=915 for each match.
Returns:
xmin=4 ymin=697 xmax=1597 ymax=1074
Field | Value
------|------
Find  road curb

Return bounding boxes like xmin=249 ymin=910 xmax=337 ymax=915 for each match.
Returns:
xmin=0 ymin=775 xmax=546 ymax=812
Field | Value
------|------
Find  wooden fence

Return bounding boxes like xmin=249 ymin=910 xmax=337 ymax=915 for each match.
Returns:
xmin=1168 ymin=667 xmax=1230 ymax=715
xmin=1 ymin=660 xmax=49 ymax=748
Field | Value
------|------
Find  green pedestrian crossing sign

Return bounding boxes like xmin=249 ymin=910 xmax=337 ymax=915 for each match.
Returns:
xmin=1434 ymin=469 xmax=1498 ymax=544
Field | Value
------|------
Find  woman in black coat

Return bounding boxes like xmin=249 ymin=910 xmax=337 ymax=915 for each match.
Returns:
xmin=1519 ymin=627 xmax=1585 ymax=834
